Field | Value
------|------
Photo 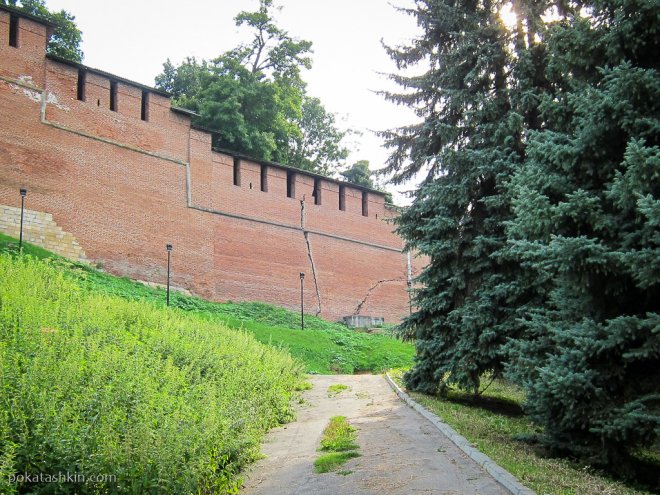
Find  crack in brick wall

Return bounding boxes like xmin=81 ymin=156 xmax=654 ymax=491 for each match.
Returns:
xmin=300 ymin=198 xmax=322 ymax=316
xmin=355 ymin=278 xmax=406 ymax=316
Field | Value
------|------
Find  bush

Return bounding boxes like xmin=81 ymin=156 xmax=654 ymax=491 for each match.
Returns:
xmin=0 ymin=254 xmax=303 ymax=494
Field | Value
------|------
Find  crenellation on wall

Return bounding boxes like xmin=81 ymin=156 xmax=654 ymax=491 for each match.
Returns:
xmin=84 ymin=70 xmax=111 ymax=110
xmin=114 ymin=81 xmax=143 ymax=120
xmin=43 ymin=61 xmax=191 ymax=164
xmin=264 ymin=164 xmax=288 ymax=197
xmin=0 ymin=11 xmax=49 ymax=87
xmin=0 ymin=4 xmax=420 ymax=322
xmin=294 ymin=172 xmax=315 ymax=203
xmin=238 ymin=158 xmax=261 ymax=191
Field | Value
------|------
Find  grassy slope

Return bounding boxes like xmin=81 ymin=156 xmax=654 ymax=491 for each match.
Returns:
xmin=389 ymin=369 xmax=658 ymax=495
xmin=0 ymin=233 xmax=414 ymax=374
xmin=0 ymin=248 xmax=304 ymax=493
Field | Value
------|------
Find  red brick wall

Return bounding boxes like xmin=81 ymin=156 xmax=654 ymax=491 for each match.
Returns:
xmin=0 ymin=10 xmax=420 ymax=323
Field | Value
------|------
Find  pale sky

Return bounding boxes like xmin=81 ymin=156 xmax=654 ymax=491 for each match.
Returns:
xmin=44 ymin=0 xmax=423 ymax=203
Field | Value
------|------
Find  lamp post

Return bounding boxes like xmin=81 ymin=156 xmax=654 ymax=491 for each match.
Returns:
xmin=18 ymin=188 xmax=27 ymax=252
xmin=166 ymin=244 xmax=173 ymax=306
xmin=300 ymin=272 xmax=305 ymax=330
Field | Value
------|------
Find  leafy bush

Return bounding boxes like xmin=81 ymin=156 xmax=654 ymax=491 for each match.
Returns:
xmin=0 ymin=254 xmax=303 ymax=494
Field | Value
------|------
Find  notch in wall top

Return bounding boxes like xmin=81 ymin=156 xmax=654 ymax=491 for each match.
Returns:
xmin=9 ymin=13 xmax=19 ymax=48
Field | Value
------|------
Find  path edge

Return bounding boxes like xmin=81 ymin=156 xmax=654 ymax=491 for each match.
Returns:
xmin=384 ymin=373 xmax=536 ymax=495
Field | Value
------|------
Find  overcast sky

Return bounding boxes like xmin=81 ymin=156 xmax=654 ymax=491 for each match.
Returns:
xmin=44 ymin=0 xmax=423 ymax=203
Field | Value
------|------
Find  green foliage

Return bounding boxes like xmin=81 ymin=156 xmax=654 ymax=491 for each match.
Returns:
xmin=319 ymin=416 xmax=358 ymax=452
xmin=0 ymin=232 xmax=56 ymax=259
xmin=230 ymin=0 xmax=312 ymax=80
xmin=1 ymin=0 xmax=83 ymax=62
xmin=71 ymin=271 xmax=414 ymax=375
xmin=385 ymin=0 xmax=659 ymax=472
xmin=383 ymin=0 xmax=528 ymax=394
xmin=314 ymin=416 xmax=359 ymax=473
xmin=155 ymin=1 xmax=349 ymax=174
xmin=340 ymin=160 xmax=373 ymax=188
xmin=327 ymin=384 xmax=350 ymax=397
xmin=313 ymin=452 xmax=360 ymax=474
xmin=0 ymin=253 xmax=303 ymax=493
xmin=286 ymin=96 xmax=349 ymax=175
xmin=503 ymin=1 xmax=660 ymax=467
xmin=0 ymin=234 xmax=415 ymax=376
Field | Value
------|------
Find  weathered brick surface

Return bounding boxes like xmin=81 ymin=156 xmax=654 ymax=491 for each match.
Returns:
xmin=0 ymin=7 xmax=422 ymax=322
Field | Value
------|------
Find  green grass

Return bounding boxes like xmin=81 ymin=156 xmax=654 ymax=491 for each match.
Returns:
xmin=314 ymin=452 xmax=361 ymax=474
xmin=0 ymin=252 xmax=305 ymax=494
xmin=0 ymin=232 xmax=55 ymax=259
xmin=0 ymin=233 xmax=414 ymax=374
xmin=314 ymin=416 xmax=360 ymax=473
xmin=327 ymin=384 xmax=351 ymax=397
xmin=319 ymin=416 xmax=358 ymax=452
xmin=389 ymin=369 xmax=658 ymax=495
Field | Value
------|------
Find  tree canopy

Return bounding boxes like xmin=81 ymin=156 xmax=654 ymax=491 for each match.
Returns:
xmin=155 ymin=0 xmax=349 ymax=175
xmin=341 ymin=160 xmax=393 ymax=203
xmin=1 ymin=0 xmax=83 ymax=62
xmin=385 ymin=0 xmax=659 ymax=469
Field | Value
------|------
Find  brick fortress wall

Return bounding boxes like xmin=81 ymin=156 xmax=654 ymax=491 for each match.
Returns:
xmin=0 ymin=7 xmax=426 ymax=322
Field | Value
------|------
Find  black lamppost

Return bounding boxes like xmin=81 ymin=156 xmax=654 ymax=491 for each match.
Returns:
xmin=19 ymin=188 xmax=27 ymax=252
xmin=166 ymin=244 xmax=173 ymax=306
xmin=300 ymin=272 xmax=305 ymax=330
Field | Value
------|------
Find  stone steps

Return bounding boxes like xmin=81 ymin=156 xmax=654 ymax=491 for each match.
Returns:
xmin=0 ymin=205 xmax=87 ymax=262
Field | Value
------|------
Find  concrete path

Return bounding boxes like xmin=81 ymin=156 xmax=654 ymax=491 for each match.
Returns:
xmin=241 ymin=375 xmax=509 ymax=495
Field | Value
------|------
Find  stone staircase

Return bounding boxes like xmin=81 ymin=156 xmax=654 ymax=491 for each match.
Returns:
xmin=0 ymin=205 xmax=86 ymax=261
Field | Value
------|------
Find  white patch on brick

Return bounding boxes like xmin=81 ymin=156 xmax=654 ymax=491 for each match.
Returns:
xmin=46 ymin=91 xmax=69 ymax=111
xmin=17 ymin=75 xmax=35 ymax=85
xmin=10 ymin=75 xmax=69 ymax=111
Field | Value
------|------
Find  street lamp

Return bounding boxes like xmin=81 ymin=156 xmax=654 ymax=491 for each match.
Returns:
xmin=300 ymin=272 xmax=305 ymax=330
xmin=166 ymin=244 xmax=173 ymax=306
xmin=19 ymin=188 xmax=27 ymax=252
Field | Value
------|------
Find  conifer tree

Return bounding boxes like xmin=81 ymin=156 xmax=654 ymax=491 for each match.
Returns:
xmin=504 ymin=0 xmax=660 ymax=465
xmin=382 ymin=0 xmax=549 ymax=394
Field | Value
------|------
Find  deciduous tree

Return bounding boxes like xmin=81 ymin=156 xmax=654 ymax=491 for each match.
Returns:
xmin=155 ymin=1 xmax=349 ymax=174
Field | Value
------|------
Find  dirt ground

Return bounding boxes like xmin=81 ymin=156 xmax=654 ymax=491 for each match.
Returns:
xmin=241 ymin=374 xmax=509 ymax=495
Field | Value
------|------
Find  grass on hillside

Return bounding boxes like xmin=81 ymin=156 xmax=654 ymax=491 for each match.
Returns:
xmin=314 ymin=416 xmax=360 ymax=474
xmin=0 ymin=233 xmax=415 ymax=374
xmin=389 ymin=369 xmax=659 ymax=495
xmin=0 ymin=252 xmax=304 ymax=494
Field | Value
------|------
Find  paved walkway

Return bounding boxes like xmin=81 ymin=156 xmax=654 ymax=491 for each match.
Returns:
xmin=241 ymin=374 xmax=509 ymax=495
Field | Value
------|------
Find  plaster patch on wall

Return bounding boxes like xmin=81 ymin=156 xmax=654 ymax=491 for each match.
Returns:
xmin=16 ymin=75 xmax=36 ymax=86
xmin=10 ymin=76 xmax=69 ymax=111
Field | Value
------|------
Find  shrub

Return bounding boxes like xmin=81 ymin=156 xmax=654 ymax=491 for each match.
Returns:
xmin=0 ymin=254 xmax=303 ymax=494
